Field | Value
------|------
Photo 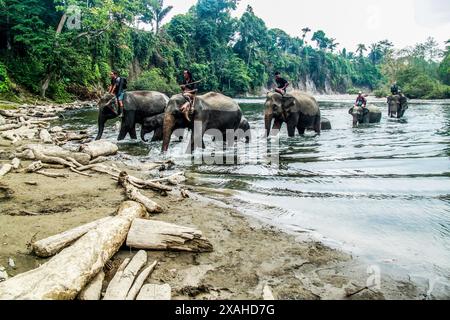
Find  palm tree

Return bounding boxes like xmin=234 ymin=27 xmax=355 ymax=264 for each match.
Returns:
xmin=356 ymin=43 xmax=367 ymax=57
xmin=301 ymin=27 xmax=311 ymax=44
xmin=328 ymin=38 xmax=339 ymax=53
xmin=147 ymin=0 xmax=173 ymax=34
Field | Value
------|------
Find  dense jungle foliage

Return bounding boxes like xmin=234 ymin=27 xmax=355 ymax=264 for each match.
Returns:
xmin=0 ymin=0 xmax=449 ymax=102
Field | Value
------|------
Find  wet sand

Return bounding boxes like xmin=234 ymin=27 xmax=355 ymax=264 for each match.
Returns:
xmin=0 ymin=141 xmax=422 ymax=300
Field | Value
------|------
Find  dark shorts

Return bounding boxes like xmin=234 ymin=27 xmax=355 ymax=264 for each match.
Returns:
xmin=116 ymin=92 xmax=125 ymax=102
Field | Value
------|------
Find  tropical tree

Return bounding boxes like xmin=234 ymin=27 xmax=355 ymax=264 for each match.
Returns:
xmin=142 ymin=0 xmax=173 ymax=34
xmin=356 ymin=43 xmax=367 ymax=58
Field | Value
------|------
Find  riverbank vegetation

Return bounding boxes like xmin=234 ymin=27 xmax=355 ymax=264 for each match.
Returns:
xmin=0 ymin=0 xmax=448 ymax=102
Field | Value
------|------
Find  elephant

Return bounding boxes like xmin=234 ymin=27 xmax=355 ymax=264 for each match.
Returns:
xmin=387 ymin=94 xmax=408 ymax=118
xmin=349 ymin=104 xmax=382 ymax=127
xmin=96 ymin=91 xmax=168 ymax=141
xmin=320 ymin=117 xmax=332 ymax=131
xmin=162 ymin=92 xmax=243 ymax=152
xmin=264 ymin=91 xmax=321 ymax=137
xmin=141 ymin=113 xmax=164 ymax=142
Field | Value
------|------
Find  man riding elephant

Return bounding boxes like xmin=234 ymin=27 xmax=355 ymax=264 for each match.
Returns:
xmin=162 ymin=92 xmax=243 ymax=152
xmin=96 ymin=91 xmax=168 ymax=141
xmin=265 ymin=91 xmax=321 ymax=137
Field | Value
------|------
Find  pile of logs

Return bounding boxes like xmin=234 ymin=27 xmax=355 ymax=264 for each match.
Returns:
xmin=0 ymin=201 xmax=213 ymax=300
xmin=0 ymin=103 xmax=94 ymax=146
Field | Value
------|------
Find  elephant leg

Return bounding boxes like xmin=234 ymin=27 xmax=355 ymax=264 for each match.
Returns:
xmin=287 ymin=114 xmax=299 ymax=137
xmin=190 ymin=121 xmax=206 ymax=152
xmin=127 ymin=111 xmax=137 ymax=140
xmin=151 ymin=127 xmax=164 ymax=142
xmin=118 ymin=117 xmax=128 ymax=141
xmin=314 ymin=115 xmax=321 ymax=135
xmin=96 ymin=113 xmax=106 ymax=141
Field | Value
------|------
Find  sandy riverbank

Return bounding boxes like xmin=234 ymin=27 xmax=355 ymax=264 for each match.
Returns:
xmin=0 ymin=103 xmax=422 ymax=300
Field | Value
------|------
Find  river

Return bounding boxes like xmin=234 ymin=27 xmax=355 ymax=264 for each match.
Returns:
xmin=60 ymin=95 xmax=450 ymax=297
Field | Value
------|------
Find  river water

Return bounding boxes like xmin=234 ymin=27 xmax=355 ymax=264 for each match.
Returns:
xmin=62 ymin=96 xmax=450 ymax=297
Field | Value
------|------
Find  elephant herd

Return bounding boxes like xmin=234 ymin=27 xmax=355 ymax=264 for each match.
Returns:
xmin=95 ymin=91 xmax=407 ymax=151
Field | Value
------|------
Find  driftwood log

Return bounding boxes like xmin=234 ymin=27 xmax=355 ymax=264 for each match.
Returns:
xmin=32 ymin=216 xmax=114 ymax=258
xmin=103 ymin=250 xmax=148 ymax=300
xmin=125 ymin=260 xmax=158 ymax=300
xmin=126 ymin=219 xmax=213 ymax=253
xmin=79 ymin=141 xmax=118 ymax=159
xmin=118 ymin=172 xmax=163 ymax=213
xmin=78 ymin=271 xmax=105 ymax=301
xmin=136 ymin=284 xmax=172 ymax=300
xmin=0 ymin=201 xmax=146 ymax=300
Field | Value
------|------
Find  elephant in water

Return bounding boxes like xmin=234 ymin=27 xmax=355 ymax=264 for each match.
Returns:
xmin=141 ymin=113 xmax=164 ymax=142
xmin=162 ymin=92 xmax=243 ymax=152
xmin=264 ymin=91 xmax=321 ymax=137
xmin=349 ymin=105 xmax=382 ymax=127
xmin=96 ymin=91 xmax=168 ymax=141
xmin=387 ymin=94 xmax=408 ymax=118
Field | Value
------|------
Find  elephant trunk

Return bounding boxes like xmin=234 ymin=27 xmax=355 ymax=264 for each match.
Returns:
xmin=141 ymin=127 xmax=148 ymax=142
xmin=162 ymin=113 xmax=176 ymax=152
xmin=264 ymin=112 xmax=273 ymax=137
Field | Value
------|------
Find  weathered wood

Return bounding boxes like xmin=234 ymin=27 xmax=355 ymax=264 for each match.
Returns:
xmin=0 ymin=201 xmax=146 ymax=300
xmin=78 ymin=271 xmax=105 ymax=301
xmin=126 ymin=219 xmax=213 ymax=253
xmin=103 ymin=250 xmax=148 ymax=300
xmin=125 ymin=261 xmax=158 ymax=300
xmin=136 ymin=284 xmax=171 ymax=300
xmin=32 ymin=216 xmax=114 ymax=258
xmin=119 ymin=172 xmax=163 ymax=214
xmin=36 ymin=170 xmax=68 ymax=179
xmin=11 ymin=158 xmax=21 ymax=170
xmin=39 ymin=129 xmax=53 ymax=144
xmin=70 ymin=167 xmax=93 ymax=177
xmin=0 ymin=124 xmax=22 ymax=132
xmin=24 ymin=144 xmax=91 ymax=165
xmin=79 ymin=141 xmax=118 ymax=159
xmin=0 ymin=164 xmax=12 ymax=178
xmin=26 ymin=161 xmax=44 ymax=173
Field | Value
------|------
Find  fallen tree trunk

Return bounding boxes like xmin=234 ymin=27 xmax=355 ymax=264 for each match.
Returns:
xmin=32 ymin=216 xmax=114 ymax=258
xmin=103 ymin=250 xmax=147 ymax=300
xmin=0 ymin=124 xmax=22 ymax=132
xmin=79 ymin=141 xmax=118 ymax=159
xmin=78 ymin=271 xmax=105 ymax=301
xmin=0 ymin=201 xmax=146 ymax=300
xmin=125 ymin=260 xmax=158 ymax=300
xmin=23 ymin=144 xmax=91 ymax=165
xmin=118 ymin=172 xmax=163 ymax=214
xmin=136 ymin=284 xmax=171 ymax=300
xmin=126 ymin=219 xmax=213 ymax=253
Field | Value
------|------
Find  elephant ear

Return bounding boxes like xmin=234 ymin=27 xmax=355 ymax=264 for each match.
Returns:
xmin=282 ymin=96 xmax=296 ymax=112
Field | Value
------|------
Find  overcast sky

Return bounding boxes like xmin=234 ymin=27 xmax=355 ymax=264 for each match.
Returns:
xmin=163 ymin=0 xmax=450 ymax=51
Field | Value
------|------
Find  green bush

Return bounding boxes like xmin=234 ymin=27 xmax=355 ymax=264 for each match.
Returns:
xmin=373 ymin=88 xmax=389 ymax=98
xmin=128 ymin=68 xmax=179 ymax=96
xmin=48 ymin=81 xmax=73 ymax=103
xmin=346 ymin=87 xmax=360 ymax=95
xmin=402 ymin=74 xmax=436 ymax=99
xmin=0 ymin=62 xmax=11 ymax=94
